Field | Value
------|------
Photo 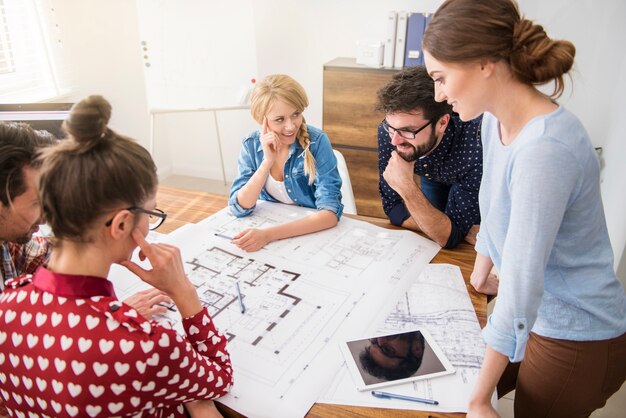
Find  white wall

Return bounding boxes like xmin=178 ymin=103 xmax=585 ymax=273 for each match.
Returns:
xmin=151 ymin=109 xmax=258 ymax=181
xmin=136 ymin=0 xmax=258 ymax=110
xmin=49 ymin=0 xmax=150 ymax=149
xmin=251 ymin=0 xmax=443 ymax=127
xmin=601 ymin=65 xmax=626 ymax=283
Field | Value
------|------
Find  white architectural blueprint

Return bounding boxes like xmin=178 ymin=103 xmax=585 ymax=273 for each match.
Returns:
xmin=319 ymin=264 xmax=489 ymax=413
xmin=109 ymin=201 xmax=440 ymax=418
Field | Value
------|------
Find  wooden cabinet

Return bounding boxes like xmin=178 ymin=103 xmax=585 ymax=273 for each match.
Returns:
xmin=323 ymin=57 xmax=398 ymax=218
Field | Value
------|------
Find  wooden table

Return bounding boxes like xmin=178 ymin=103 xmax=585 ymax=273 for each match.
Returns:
xmin=156 ymin=185 xmax=487 ymax=418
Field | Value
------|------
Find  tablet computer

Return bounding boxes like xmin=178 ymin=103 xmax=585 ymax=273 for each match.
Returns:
xmin=340 ymin=328 xmax=454 ymax=391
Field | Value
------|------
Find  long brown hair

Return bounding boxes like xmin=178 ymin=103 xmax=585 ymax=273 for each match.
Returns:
xmin=423 ymin=0 xmax=575 ymax=99
xmin=38 ymin=95 xmax=157 ymax=242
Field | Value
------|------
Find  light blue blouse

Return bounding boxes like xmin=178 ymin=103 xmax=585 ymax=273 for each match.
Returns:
xmin=477 ymin=107 xmax=626 ymax=362
xmin=229 ymin=125 xmax=343 ymax=219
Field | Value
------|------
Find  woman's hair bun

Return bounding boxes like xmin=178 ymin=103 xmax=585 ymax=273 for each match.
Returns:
xmin=63 ymin=95 xmax=112 ymax=143
xmin=510 ymin=18 xmax=575 ymax=97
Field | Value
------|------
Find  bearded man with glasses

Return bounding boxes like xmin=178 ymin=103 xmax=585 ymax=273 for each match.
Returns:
xmin=376 ymin=65 xmax=483 ymax=248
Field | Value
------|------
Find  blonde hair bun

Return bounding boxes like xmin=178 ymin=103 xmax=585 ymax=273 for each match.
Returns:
xmin=63 ymin=95 xmax=112 ymax=143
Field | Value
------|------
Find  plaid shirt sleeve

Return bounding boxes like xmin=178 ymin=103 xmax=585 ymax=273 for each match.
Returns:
xmin=1 ymin=237 xmax=50 ymax=288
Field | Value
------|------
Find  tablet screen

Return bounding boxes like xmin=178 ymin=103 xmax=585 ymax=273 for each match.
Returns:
xmin=341 ymin=328 xmax=454 ymax=391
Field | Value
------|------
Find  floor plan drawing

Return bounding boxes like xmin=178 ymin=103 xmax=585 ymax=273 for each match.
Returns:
xmin=109 ymin=202 xmax=441 ymax=418
xmin=178 ymin=243 xmax=357 ymax=390
xmin=320 ymin=264 xmax=488 ymax=413
xmin=385 ymin=264 xmax=485 ymax=370
xmin=199 ymin=203 xmax=437 ymax=280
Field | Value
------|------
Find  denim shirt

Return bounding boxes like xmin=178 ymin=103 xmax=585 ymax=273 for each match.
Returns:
xmin=229 ymin=125 xmax=344 ymax=219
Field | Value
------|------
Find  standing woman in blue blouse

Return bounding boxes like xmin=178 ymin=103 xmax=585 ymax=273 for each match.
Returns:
xmin=424 ymin=0 xmax=625 ymax=417
xmin=229 ymin=74 xmax=343 ymax=251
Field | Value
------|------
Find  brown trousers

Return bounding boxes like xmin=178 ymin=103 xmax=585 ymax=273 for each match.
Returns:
xmin=497 ymin=331 xmax=626 ymax=418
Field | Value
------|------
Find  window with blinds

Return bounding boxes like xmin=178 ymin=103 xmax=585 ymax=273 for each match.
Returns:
xmin=0 ymin=0 xmax=62 ymax=102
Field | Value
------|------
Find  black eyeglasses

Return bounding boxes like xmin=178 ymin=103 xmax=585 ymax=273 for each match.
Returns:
xmin=105 ymin=207 xmax=167 ymax=231
xmin=382 ymin=119 xmax=432 ymax=140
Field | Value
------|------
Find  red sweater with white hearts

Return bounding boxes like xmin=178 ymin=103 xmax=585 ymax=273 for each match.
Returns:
xmin=0 ymin=267 xmax=233 ymax=417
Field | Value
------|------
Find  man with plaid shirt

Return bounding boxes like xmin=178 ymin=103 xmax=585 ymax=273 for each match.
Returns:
xmin=0 ymin=122 xmax=174 ymax=317
xmin=1 ymin=236 xmax=49 ymax=290
xmin=0 ymin=123 xmax=53 ymax=291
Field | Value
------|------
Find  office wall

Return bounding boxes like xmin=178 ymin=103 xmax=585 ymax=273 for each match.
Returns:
xmin=136 ymin=0 xmax=258 ymax=110
xmin=251 ymin=0 xmax=442 ymax=128
xmin=603 ymin=65 xmax=626 ymax=284
xmin=151 ymin=109 xmax=258 ymax=181
xmin=137 ymin=0 xmax=261 ymax=181
xmin=48 ymin=0 xmax=150 ymax=149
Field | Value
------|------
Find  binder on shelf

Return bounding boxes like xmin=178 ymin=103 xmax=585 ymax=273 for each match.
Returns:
xmin=394 ymin=11 xmax=408 ymax=68
xmin=383 ymin=11 xmax=397 ymax=68
xmin=404 ymin=12 xmax=428 ymax=67
xmin=424 ymin=13 xmax=433 ymax=56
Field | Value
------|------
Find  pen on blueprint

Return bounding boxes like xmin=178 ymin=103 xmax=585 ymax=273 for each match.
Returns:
xmin=214 ymin=232 xmax=234 ymax=240
xmin=235 ymin=282 xmax=246 ymax=314
xmin=371 ymin=390 xmax=439 ymax=405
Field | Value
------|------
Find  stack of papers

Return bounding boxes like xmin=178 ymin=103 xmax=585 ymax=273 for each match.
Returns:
xmin=109 ymin=202 xmax=440 ymax=418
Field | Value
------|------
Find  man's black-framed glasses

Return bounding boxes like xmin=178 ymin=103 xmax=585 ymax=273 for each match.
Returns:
xmin=105 ymin=207 xmax=167 ymax=231
xmin=382 ymin=118 xmax=432 ymax=140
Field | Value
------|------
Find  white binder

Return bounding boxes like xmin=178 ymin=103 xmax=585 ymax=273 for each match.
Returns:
xmin=383 ymin=11 xmax=397 ymax=68
xmin=394 ymin=11 xmax=408 ymax=68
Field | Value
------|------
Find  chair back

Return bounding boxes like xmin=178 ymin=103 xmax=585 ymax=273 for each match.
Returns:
xmin=333 ymin=149 xmax=357 ymax=215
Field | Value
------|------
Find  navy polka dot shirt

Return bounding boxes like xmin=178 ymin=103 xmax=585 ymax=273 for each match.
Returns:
xmin=378 ymin=113 xmax=483 ymax=248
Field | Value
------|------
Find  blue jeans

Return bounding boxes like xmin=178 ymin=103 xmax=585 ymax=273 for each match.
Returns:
xmin=420 ymin=176 xmax=451 ymax=212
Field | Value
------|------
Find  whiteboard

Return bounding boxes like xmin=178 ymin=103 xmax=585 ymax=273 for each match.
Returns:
xmin=136 ymin=0 xmax=258 ymax=110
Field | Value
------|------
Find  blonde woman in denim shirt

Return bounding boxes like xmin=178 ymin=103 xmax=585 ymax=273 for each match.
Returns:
xmin=228 ymin=74 xmax=343 ymax=252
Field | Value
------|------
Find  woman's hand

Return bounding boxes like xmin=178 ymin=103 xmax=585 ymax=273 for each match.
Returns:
xmin=471 ymin=271 xmax=499 ymax=295
xmin=123 ymin=287 xmax=172 ymax=319
xmin=467 ymin=401 xmax=500 ymax=418
xmin=470 ymin=253 xmax=498 ymax=295
xmin=260 ymin=117 xmax=280 ymax=165
xmin=185 ymin=400 xmax=224 ymax=418
xmin=232 ymin=228 xmax=273 ymax=252
xmin=465 ymin=224 xmax=480 ymax=245
xmin=120 ymin=229 xmax=202 ymax=317
xmin=468 ymin=347 xmax=507 ymax=418
xmin=120 ymin=229 xmax=189 ymax=295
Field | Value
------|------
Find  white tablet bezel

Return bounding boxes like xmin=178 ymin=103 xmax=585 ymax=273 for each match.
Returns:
xmin=340 ymin=328 xmax=455 ymax=391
